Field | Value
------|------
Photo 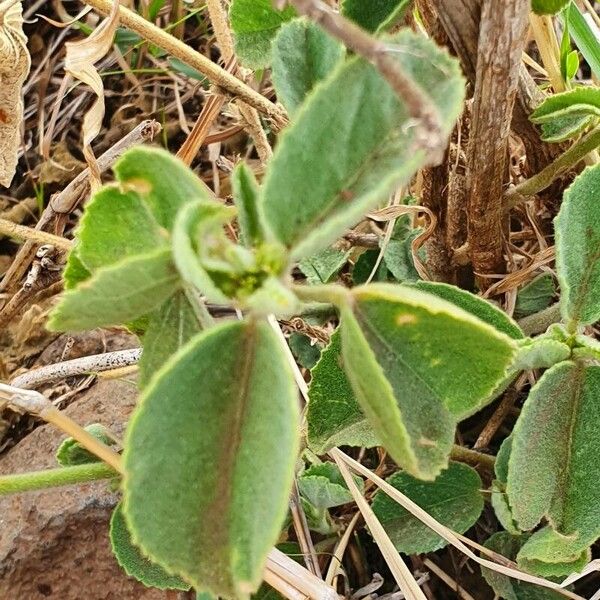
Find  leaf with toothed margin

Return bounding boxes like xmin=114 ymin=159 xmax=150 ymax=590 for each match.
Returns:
xmin=123 ymin=320 xmax=299 ymax=598
xmin=49 ymin=247 xmax=180 ymax=332
xmin=340 ymin=284 xmax=516 ymax=479
xmin=555 ymin=164 xmax=600 ymax=326
xmin=260 ymin=29 xmax=464 ymax=260
xmin=507 ymin=362 xmax=600 ymax=548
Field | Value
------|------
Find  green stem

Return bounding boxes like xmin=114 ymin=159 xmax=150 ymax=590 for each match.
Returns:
xmin=0 ymin=462 xmax=119 ymax=496
xmin=292 ymin=283 xmax=349 ymax=308
xmin=517 ymin=303 xmax=562 ymax=336
xmin=450 ymin=445 xmax=495 ymax=471
xmin=505 ymin=127 xmax=600 ymax=207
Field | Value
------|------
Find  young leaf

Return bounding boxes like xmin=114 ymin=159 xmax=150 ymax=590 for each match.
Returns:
xmin=113 ymin=146 xmax=215 ymax=229
xmin=507 ymin=362 xmax=600 ymax=547
xmin=482 ymin=533 xmax=567 ymax=600
xmin=139 ymin=290 xmax=202 ymax=389
xmin=372 ymin=462 xmax=483 ymax=554
xmin=512 ymin=338 xmax=571 ymax=371
xmin=306 ymin=330 xmax=380 ymax=454
xmin=110 ymin=502 xmax=191 ymax=591
xmin=271 ymin=19 xmax=344 ymax=115
xmin=75 ymin=186 xmax=167 ymax=272
xmin=48 ymin=248 xmax=180 ymax=332
xmin=231 ymin=162 xmax=264 ymax=248
xmin=298 ymin=462 xmax=361 ymax=510
xmin=56 ymin=424 xmax=116 ymax=466
xmin=299 ymin=247 xmax=351 ymax=284
xmin=514 ymin=273 xmax=556 ymax=319
xmin=123 ymin=320 xmax=299 ymax=598
xmin=411 ymin=281 xmax=524 ymax=339
xmin=517 ymin=526 xmax=591 ymax=578
xmin=341 ymin=284 xmax=516 ymax=478
xmin=532 ymin=0 xmax=570 ymax=15
xmin=555 ymin=164 xmax=600 ymax=326
xmin=341 ymin=0 xmax=410 ymax=33
xmin=260 ymin=30 xmax=465 ymax=259
xmin=229 ymin=0 xmax=296 ymax=69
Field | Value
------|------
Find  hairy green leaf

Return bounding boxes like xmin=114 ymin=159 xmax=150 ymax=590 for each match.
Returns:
xmin=532 ymin=0 xmax=570 ymax=15
xmin=299 ymin=247 xmax=351 ymax=284
xmin=288 ymin=333 xmax=321 ymax=370
xmin=231 ymin=162 xmax=264 ymax=248
xmin=139 ymin=291 xmax=202 ymax=389
xmin=306 ymin=330 xmax=380 ymax=454
xmin=272 ymin=20 xmax=344 ymax=115
xmin=123 ymin=320 xmax=299 ymax=598
xmin=110 ymin=502 xmax=191 ymax=591
xmin=372 ymin=462 xmax=483 ymax=554
xmin=353 ymin=249 xmax=391 ymax=284
xmin=512 ymin=338 xmax=571 ymax=371
xmin=114 ymin=147 xmax=215 ymax=229
xmin=298 ymin=462 xmax=360 ymax=510
xmin=383 ymin=216 xmax=421 ymax=282
xmin=56 ymin=424 xmax=116 ymax=466
xmin=555 ymin=164 xmax=600 ymax=326
xmin=341 ymin=284 xmax=515 ymax=478
xmin=490 ymin=436 xmax=521 ymax=534
xmin=341 ymin=0 xmax=410 ymax=32
xmin=260 ymin=30 xmax=464 ymax=259
xmin=229 ymin=0 xmax=296 ymax=69
xmin=63 ymin=248 xmax=91 ymax=290
xmin=514 ymin=274 xmax=556 ymax=318
xmin=76 ymin=186 xmax=166 ymax=272
xmin=49 ymin=248 xmax=179 ymax=332
xmin=411 ymin=281 xmax=524 ymax=339
xmin=482 ymin=533 xmax=567 ymax=600
xmin=507 ymin=362 xmax=600 ymax=547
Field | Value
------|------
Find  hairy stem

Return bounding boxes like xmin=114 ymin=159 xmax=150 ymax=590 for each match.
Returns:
xmin=0 ymin=462 xmax=118 ymax=496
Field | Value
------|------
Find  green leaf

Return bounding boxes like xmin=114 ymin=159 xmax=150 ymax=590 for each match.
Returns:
xmin=306 ymin=329 xmax=380 ymax=454
xmin=75 ymin=186 xmax=167 ymax=272
xmin=512 ymin=338 xmax=571 ymax=371
xmin=561 ymin=3 xmax=600 ymax=79
xmin=114 ymin=147 xmax=215 ymax=229
xmin=260 ymin=30 xmax=464 ymax=259
xmin=514 ymin=273 xmax=556 ymax=319
xmin=353 ymin=249 xmax=391 ymax=284
xmin=411 ymin=281 xmax=524 ymax=340
xmin=229 ymin=0 xmax=296 ymax=69
xmin=56 ymin=424 xmax=116 ymax=466
xmin=49 ymin=248 xmax=180 ymax=332
xmin=382 ymin=214 xmax=421 ymax=283
xmin=530 ymin=87 xmax=600 ymax=142
xmin=482 ymin=533 xmax=567 ymax=600
xmin=63 ymin=248 xmax=91 ymax=290
xmin=299 ymin=247 xmax=351 ymax=284
xmin=298 ymin=462 xmax=361 ymax=510
xmin=372 ymin=462 xmax=483 ymax=554
xmin=139 ymin=291 xmax=202 ymax=389
xmin=341 ymin=284 xmax=516 ymax=478
xmin=123 ymin=320 xmax=299 ymax=598
xmin=231 ymin=162 xmax=264 ymax=248
xmin=341 ymin=0 xmax=411 ymax=32
xmin=517 ymin=527 xmax=591 ymax=578
xmin=288 ymin=333 xmax=321 ymax=370
xmin=532 ymin=0 xmax=570 ymax=15
xmin=507 ymin=362 xmax=600 ymax=547
xmin=110 ymin=502 xmax=191 ymax=591
xmin=272 ymin=19 xmax=344 ymax=115
xmin=555 ymin=164 xmax=600 ymax=326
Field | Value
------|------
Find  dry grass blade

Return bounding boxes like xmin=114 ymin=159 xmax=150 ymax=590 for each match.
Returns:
xmin=332 ymin=452 xmax=428 ymax=600
xmin=0 ymin=0 xmax=30 ymax=187
xmin=331 ymin=449 xmax=587 ymax=600
xmin=64 ymin=0 xmax=120 ymax=185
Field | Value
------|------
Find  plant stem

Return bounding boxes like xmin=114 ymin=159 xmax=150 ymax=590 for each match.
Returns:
xmin=0 ymin=218 xmax=72 ymax=250
xmin=450 ymin=445 xmax=495 ymax=471
xmin=505 ymin=127 xmax=600 ymax=206
xmin=292 ymin=283 xmax=348 ymax=307
xmin=0 ymin=462 xmax=118 ymax=496
xmin=81 ymin=0 xmax=288 ymax=128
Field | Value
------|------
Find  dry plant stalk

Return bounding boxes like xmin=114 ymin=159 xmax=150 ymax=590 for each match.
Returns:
xmin=64 ymin=0 xmax=120 ymax=184
xmin=0 ymin=0 xmax=30 ymax=188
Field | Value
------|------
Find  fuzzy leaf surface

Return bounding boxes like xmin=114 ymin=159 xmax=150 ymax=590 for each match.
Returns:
xmin=555 ymin=164 xmax=600 ymax=326
xmin=49 ymin=248 xmax=179 ymax=332
xmin=298 ymin=462 xmax=361 ymax=510
xmin=341 ymin=0 xmax=410 ymax=32
xmin=123 ymin=320 xmax=299 ymax=598
xmin=110 ymin=503 xmax=191 ymax=591
xmin=341 ymin=284 xmax=515 ymax=478
xmin=272 ymin=20 xmax=344 ymax=115
xmin=372 ymin=462 xmax=483 ymax=554
xmin=231 ymin=162 xmax=264 ymax=248
xmin=260 ymin=30 xmax=464 ymax=259
xmin=507 ymin=362 xmax=600 ymax=547
xmin=514 ymin=274 xmax=556 ymax=318
xmin=532 ymin=0 xmax=570 ymax=15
